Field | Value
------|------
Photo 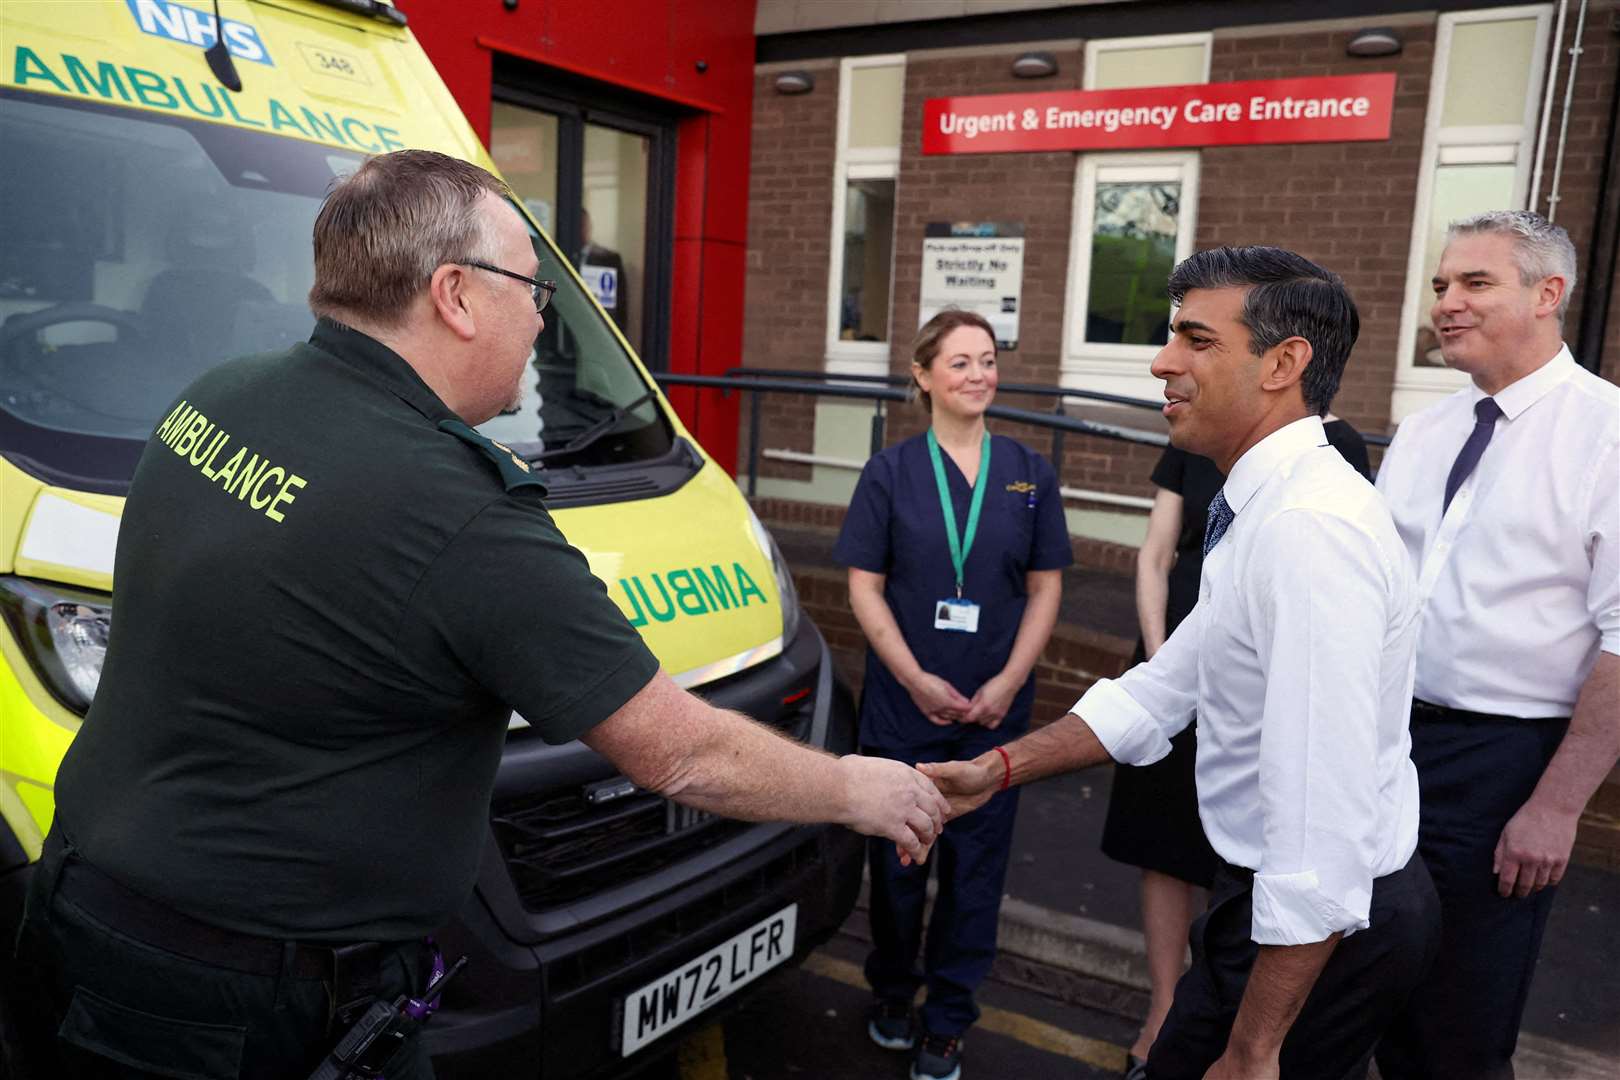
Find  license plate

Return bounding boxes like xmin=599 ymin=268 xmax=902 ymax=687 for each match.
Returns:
xmin=618 ymin=904 xmax=797 ymax=1056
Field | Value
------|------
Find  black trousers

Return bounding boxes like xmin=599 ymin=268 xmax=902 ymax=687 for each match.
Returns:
xmin=1375 ymin=706 xmax=1569 ymax=1080
xmin=5 ymin=833 xmax=434 ymax=1080
xmin=1146 ymin=856 xmax=1440 ymax=1080
xmin=864 ymin=739 xmax=1021 ymax=1038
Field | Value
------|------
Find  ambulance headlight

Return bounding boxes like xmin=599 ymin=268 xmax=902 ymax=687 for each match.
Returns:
xmin=745 ymin=507 xmax=802 ymax=647
xmin=0 ymin=577 xmax=111 ymax=715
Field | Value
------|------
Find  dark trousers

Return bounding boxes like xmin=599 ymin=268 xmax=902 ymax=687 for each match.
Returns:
xmin=1146 ymin=856 xmax=1440 ymax=1080
xmin=5 ymin=833 xmax=434 ymax=1080
xmin=1375 ymin=707 xmax=1569 ymax=1080
xmin=864 ymin=747 xmax=1021 ymax=1038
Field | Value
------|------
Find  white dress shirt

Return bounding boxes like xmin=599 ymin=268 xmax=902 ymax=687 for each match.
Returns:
xmin=1377 ymin=345 xmax=1620 ymax=717
xmin=1077 ymin=416 xmax=1422 ymax=946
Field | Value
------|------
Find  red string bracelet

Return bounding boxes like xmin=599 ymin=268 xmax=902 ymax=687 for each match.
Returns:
xmin=994 ymin=746 xmax=1011 ymax=792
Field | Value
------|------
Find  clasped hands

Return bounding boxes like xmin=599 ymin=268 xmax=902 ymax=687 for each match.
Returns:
xmin=907 ymin=671 xmax=1017 ymax=729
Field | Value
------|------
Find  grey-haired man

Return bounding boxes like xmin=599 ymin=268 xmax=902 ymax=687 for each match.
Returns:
xmin=1374 ymin=211 xmax=1619 ymax=1080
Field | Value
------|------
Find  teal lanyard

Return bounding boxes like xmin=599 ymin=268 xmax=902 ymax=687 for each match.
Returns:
xmin=925 ymin=429 xmax=991 ymax=599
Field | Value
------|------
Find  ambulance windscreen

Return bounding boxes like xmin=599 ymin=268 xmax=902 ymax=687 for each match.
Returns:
xmin=0 ymin=88 xmax=356 ymax=490
xmin=0 ymin=88 xmax=672 ymax=490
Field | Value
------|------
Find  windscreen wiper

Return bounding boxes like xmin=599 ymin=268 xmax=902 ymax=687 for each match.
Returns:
xmin=536 ymin=389 xmax=658 ymax=463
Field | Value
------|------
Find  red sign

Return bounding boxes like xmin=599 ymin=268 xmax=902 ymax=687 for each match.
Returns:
xmin=922 ymin=73 xmax=1396 ymax=155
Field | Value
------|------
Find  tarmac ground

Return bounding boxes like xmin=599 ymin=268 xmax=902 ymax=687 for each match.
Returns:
xmin=644 ymin=930 xmax=1135 ymax=1080
xmin=645 ymin=766 xmax=1620 ymax=1080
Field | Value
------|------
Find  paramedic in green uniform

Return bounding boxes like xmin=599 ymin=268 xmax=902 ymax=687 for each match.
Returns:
xmin=7 ymin=150 xmax=949 ymax=1080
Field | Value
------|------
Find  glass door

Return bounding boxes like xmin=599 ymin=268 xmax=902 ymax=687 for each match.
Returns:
xmin=489 ymin=85 xmax=673 ymax=370
xmin=578 ymin=122 xmax=648 ymax=355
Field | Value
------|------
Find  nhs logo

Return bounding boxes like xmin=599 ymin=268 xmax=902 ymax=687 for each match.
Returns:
xmin=125 ymin=0 xmax=274 ymax=66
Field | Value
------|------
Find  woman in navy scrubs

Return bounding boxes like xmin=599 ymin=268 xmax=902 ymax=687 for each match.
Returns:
xmin=834 ymin=309 xmax=1072 ymax=1080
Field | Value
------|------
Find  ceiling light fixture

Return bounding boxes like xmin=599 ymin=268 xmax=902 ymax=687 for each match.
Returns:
xmin=773 ymin=70 xmax=814 ymax=95
xmin=1346 ymin=27 xmax=1403 ymax=57
xmin=1011 ymin=51 xmax=1058 ymax=79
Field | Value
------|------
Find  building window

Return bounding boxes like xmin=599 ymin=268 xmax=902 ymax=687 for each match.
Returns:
xmin=839 ymin=177 xmax=895 ymax=343
xmin=1081 ymin=161 xmax=1191 ymax=347
xmin=826 ymin=56 xmax=903 ymax=374
xmin=1062 ymin=34 xmax=1209 ymax=400
xmin=1393 ymin=5 xmax=1551 ymax=419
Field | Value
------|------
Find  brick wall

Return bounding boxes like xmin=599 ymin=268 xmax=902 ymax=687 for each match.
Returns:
xmin=890 ymin=46 xmax=1084 ymax=394
xmin=743 ymin=12 xmax=1620 ymax=502
xmin=1197 ymin=25 xmax=1438 ymax=436
xmin=885 ymin=46 xmax=1170 ymax=501
xmin=1537 ymin=5 xmax=1619 ymax=358
xmin=743 ymin=61 xmax=841 ymax=481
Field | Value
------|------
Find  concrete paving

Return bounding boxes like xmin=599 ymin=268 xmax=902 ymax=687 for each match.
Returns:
xmin=986 ymin=767 xmax=1620 ymax=1078
xmin=770 ymin=518 xmax=1620 ymax=1076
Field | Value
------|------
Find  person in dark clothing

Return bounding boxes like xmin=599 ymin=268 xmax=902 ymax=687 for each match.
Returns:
xmin=4 ymin=150 xmax=949 ymax=1080
xmin=1104 ymin=420 xmax=1369 ymax=1077
xmin=836 ymin=309 xmax=1073 ymax=1080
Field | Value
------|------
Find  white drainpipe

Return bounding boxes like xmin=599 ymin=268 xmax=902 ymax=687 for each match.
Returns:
xmin=1528 ymin=0 xmax=1568 ymax=212
xmin=1545 ymin=0 xmax=1590 ymax=223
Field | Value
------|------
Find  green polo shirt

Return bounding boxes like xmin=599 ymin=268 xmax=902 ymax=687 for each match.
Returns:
xmin=54 ymin=319 xmax=660 ymax=942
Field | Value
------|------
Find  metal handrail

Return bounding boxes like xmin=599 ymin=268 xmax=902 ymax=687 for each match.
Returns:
xmin=709 ymin=366 xmax=1391 ymax=448
xmin=654 ymin=370 xmax=1386 ymax=500
xmin=721 ymin=365 xmax=1166 ymax=412
xmin=655 ymin=372 xmax=1166 ymax=499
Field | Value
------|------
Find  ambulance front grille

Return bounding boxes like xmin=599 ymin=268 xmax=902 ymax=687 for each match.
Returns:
xmin=492 ymin=789 xmax=746 ymax=911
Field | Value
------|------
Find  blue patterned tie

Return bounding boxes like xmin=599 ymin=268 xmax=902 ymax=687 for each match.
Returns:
xmin=1203 ymin=490 xmax=1234 ymax=558
xmin=1443 ymin=397 xmax=1502 ymax=513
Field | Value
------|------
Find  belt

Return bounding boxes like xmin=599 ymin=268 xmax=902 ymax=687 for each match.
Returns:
xmin=52 ymin=844 xmax=380 ymax=984
xmin=1410 ymin=698 xmax=1568 ymax=726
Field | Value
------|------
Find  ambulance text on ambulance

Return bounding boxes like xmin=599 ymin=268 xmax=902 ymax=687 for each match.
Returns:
xmin=617 ymin=566 xmax=768 ymax=627
xmin=11 ymin=46 xmax=406 ymax=153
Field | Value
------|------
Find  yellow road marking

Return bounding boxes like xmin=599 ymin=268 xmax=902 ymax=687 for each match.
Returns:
xmin=802 ymin=952 xmax=1129 ymax=1073
xmin=676 ymin=1020 xmax=728 ymax=1080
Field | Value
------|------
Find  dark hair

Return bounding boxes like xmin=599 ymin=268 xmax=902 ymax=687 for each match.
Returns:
xmin=910 ymin=309 xmax=996 ymax=411
xmin=1165 ymin=246 xmax=1359 ymax=416
xmin=309 ymin=150 xmax=512 ymax=327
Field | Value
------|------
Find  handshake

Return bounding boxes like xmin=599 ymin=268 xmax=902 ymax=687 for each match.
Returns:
xmin=838 ymin=752 xmax=1008 ymax=865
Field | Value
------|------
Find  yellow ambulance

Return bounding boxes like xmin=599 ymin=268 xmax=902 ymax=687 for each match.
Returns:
xmin=0 ymin=2 xmax=860 ymax=1075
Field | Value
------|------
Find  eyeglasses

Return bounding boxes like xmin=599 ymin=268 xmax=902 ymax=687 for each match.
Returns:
xmin=463 ymin=260 xmax=557 ymax=314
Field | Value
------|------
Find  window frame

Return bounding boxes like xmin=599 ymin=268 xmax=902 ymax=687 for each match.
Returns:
xmin=825 ymin=53 xmax=905 ymax=376
xmin=1060 ymin=150 xmax=1201 ymax=399
xmin=1082 ymin=32 xmax=1212 ymax=93
xmin=1059 ymin=32 xmax=1210 ymax=401
xmin=1391 ymin=3 xmax=1552 ymax=421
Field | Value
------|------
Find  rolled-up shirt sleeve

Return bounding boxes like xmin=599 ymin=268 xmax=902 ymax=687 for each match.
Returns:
xmin=1245 ymin=509 xmax=1388 ymax=945
xmin=1074 ymin=600 xmax=1202 ymax=766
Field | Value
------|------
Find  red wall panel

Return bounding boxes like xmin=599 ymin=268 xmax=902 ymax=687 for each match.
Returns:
xmin=399 ymin=0 xmax=752 ymax=469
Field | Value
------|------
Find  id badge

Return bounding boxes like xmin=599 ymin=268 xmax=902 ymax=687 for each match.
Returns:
xmin=934 ymin=598 xmax=980 ymax=633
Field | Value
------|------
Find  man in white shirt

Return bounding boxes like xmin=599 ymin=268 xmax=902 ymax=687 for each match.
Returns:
xmin=923 ymin=246 xmax=1439 ymax=1080
xmin=1372 ymin=210 xmax=1620 ymax=1080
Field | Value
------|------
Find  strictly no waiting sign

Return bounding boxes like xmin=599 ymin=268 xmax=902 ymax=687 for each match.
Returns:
xmin=922 ymin=73 xmax=1395 ymax=154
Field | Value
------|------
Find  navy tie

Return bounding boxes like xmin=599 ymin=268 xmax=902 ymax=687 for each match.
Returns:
xmin=1443 ymin=397 xmax=1502 ymax=513
xmin=1203 ymin=490 xmax=1234 ymax=558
